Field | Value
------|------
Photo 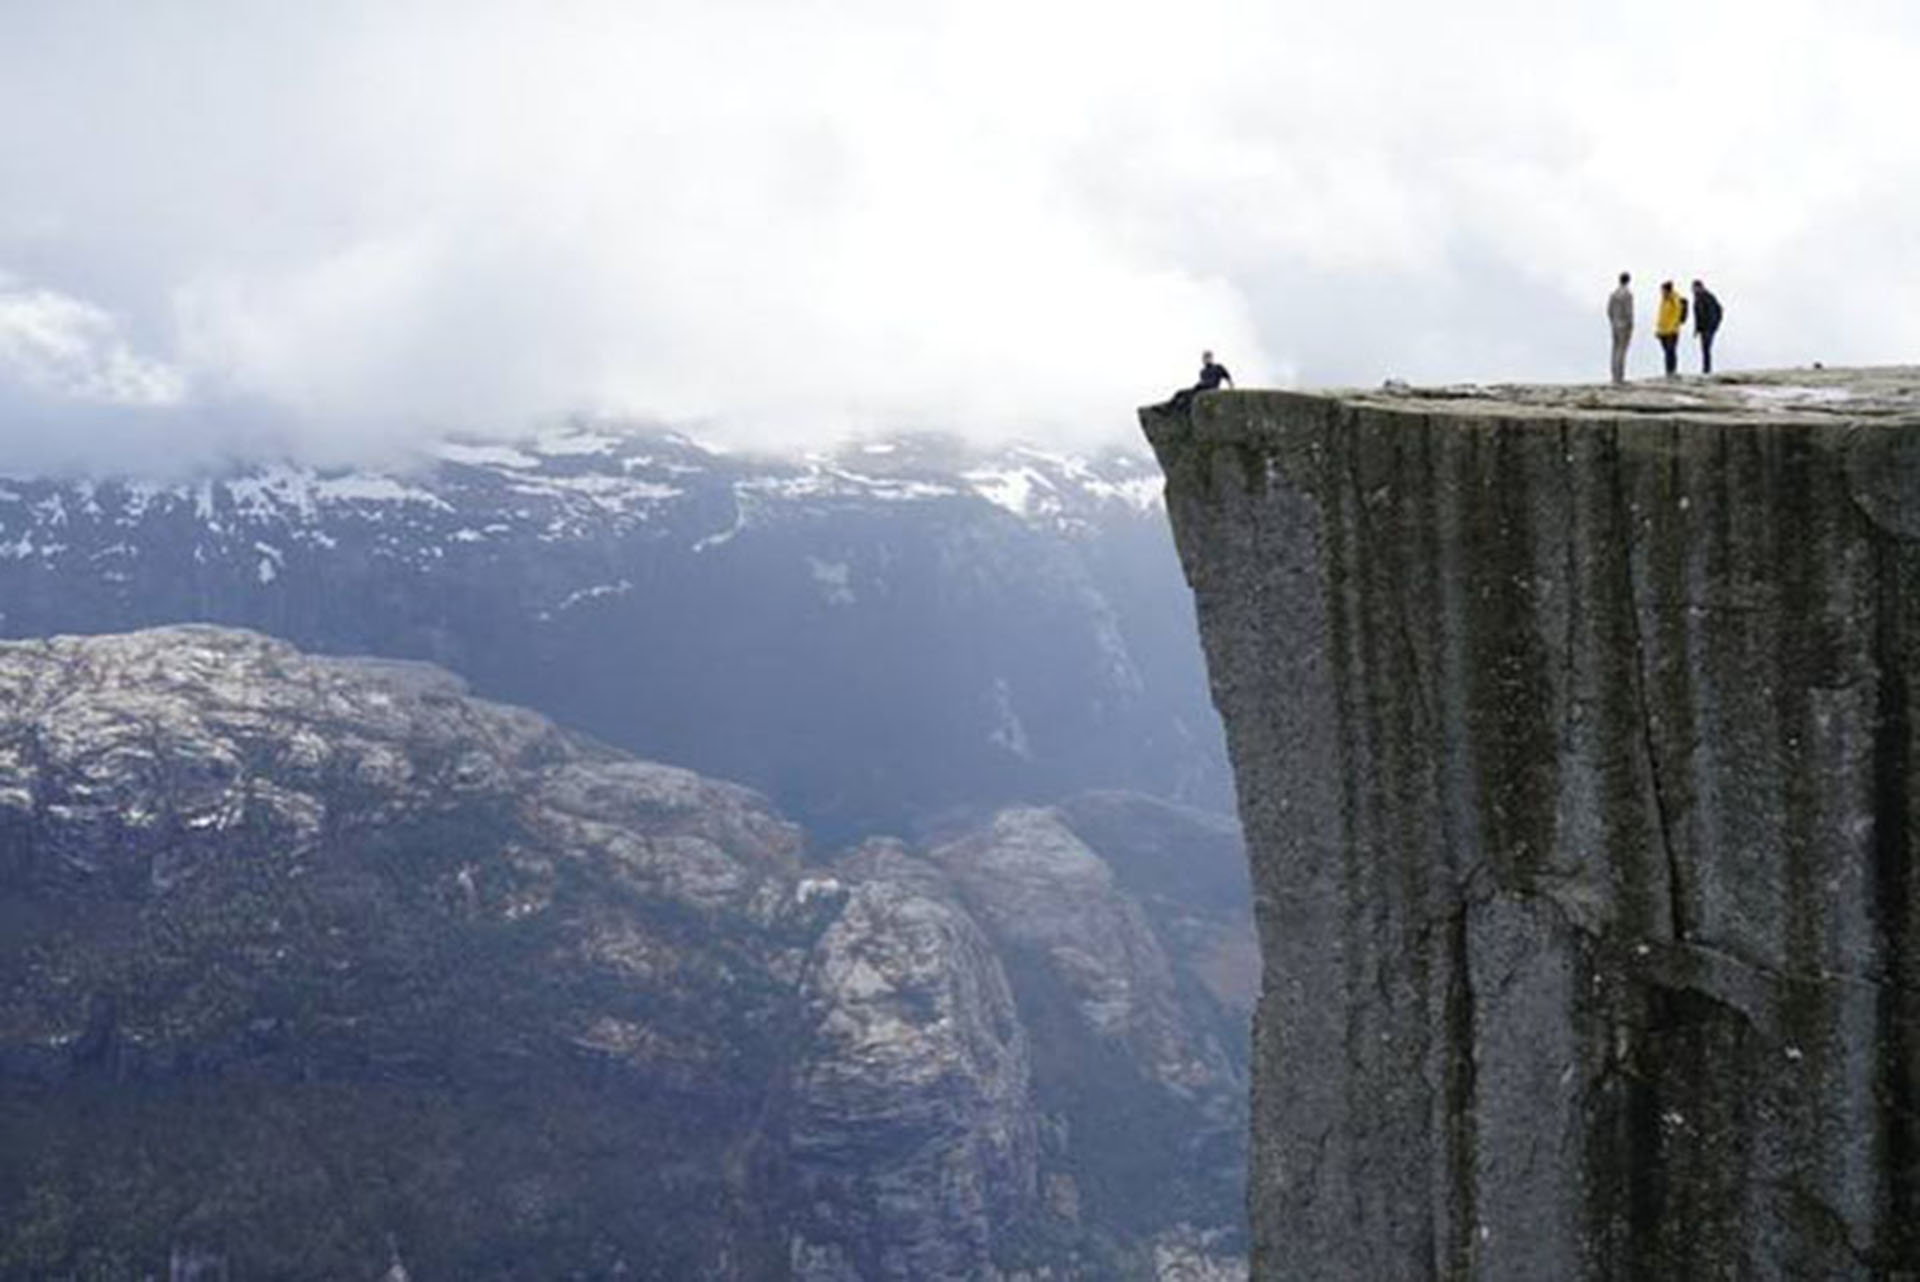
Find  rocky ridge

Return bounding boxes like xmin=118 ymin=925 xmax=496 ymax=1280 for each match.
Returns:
xmin=0 ymin=626 xmax=1249 ymax=1279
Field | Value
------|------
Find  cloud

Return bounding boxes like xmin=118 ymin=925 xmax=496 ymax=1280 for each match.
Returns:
xmin=1 ymin=0 xmax=1916 ymax=468
xmin=0 ymin=284 xmax=186 ymax=407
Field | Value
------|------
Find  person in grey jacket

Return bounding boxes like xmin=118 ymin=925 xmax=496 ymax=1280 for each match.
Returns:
xmin=1607 ymin=271 xmax=1634 ymax=384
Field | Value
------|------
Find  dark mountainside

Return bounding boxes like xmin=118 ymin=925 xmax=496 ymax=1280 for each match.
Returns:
xmin=0 ymin=432 xmax=1228 ymax=844
xmin=1143 ymin=369 xmax=1920 ymax=1280
xmin=0 ymin=627 xmax=1250 ymax=1279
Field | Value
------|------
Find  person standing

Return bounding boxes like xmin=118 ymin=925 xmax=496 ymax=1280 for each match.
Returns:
xmin=1654 ymin=280 xmax=1685 ymax=378
xmin=1607 ymin=272 xmax=1634 ymax=384
xmin=1691 ymin=279 xmax=1723 ymax=374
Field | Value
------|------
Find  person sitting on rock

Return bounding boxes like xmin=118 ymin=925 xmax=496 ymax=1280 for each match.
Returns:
xmin=1168 ymin=351 xmax=1233 ymax=411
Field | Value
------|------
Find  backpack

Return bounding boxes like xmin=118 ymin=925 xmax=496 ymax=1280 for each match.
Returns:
xmin=1678 ymin=297 xmax=1690 ymax=325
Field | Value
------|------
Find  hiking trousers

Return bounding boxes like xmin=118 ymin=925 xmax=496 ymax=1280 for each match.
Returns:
xmin=1610 ymin=325 xmax=1631 ymax=384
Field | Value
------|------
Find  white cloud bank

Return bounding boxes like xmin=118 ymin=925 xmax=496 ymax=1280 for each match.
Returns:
xmin=0 ymin=283 xmax=186 ymax=407
xmin=1 ymin=0 xmax=1917 ymax=469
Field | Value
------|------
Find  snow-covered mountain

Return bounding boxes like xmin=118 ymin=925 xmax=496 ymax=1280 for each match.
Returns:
xmin=0 ymin=427 xmax=1229 ymax=842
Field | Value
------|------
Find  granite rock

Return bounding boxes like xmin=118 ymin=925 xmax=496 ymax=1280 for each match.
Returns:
xmin=1143 ymin=368 xmax=1920 ymax=1280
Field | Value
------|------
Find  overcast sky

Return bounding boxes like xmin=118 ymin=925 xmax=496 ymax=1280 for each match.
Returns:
xmin=1 ymin=0 xmax=1915 ymax=470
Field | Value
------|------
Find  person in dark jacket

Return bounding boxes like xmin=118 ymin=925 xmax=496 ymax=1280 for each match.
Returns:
xmin=1691 ymin=280 xmax=1724 ymax=374
xmin=1167 ymin=351 xmax=1234 ymax=411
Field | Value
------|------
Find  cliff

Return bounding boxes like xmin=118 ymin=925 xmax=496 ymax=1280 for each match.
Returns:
xmin=1142 ymin=369 xmax=1920 ymax=1280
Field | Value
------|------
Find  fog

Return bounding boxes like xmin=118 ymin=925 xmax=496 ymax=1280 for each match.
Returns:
xmin=2 ymin=0 xmax=1916 ymax=471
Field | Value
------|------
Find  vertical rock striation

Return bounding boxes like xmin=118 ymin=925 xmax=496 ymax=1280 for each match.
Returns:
xmin=1142 ymin=371 xmax=1920 ymax=1280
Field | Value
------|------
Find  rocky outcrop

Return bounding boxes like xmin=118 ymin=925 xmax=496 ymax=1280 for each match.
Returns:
xmin=788 ymin=845 xmax=1038 ymax=1280
xmin=795 ymin=795 xmax=1257 ymax=1281
xmin=927 ymin=806 xmax=1249 ymax=1257
xmin=1142 ymin=370 xmax=1920 ymax=1280
xmin=0 ymin=626 xmax=1250 ymax=1279
xmin=0 ymin=626 xmax=821 ymax=1278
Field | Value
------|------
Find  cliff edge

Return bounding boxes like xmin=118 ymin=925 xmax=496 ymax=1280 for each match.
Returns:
xmin=1142 ymin=369 xmax=1920 ymax=1279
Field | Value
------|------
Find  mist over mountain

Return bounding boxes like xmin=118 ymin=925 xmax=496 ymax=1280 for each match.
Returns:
xmin=0 ymin=426 xmax=1229 ymax=844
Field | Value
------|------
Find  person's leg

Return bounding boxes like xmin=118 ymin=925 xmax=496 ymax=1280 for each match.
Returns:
xmin=1611 ymin=328 xmax=1628 ymax=383
xmin=1661 ymin=334 xmax=1678 ymax=376
xmin=1701 ymin=329 xmax=1715 ymax=374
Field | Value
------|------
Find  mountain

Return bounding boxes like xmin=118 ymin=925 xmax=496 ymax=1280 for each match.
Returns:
xmin=0 ymin=627 xmax=1249 ymax=1279
xmin=0 ymin=429 xmax=1229 ymax=844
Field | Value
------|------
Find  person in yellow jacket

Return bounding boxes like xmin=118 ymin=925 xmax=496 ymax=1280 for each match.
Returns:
xmin=1654 ymin=280 xmax=1687 ymax=378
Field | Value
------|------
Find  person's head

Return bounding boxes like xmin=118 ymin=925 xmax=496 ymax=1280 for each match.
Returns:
xmin=1691 ymin=279 xmax=1704 ymax=291
xmin=1619 ymin=271 xmax=1630 ymax=286
xmin=1202 ymin=350 xmax=1214 ymax=363
xmin=1661 ymin=280 xmax=1674 ymax=294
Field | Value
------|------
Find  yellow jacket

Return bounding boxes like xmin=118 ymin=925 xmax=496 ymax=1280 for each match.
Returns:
xmin=1655 ymin=291 xmax=1685 ymax=337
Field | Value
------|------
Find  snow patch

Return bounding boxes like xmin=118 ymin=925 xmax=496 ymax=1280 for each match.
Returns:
xmin=226 ymin=465 xmax=319 ymax=524
xmin=664 ymin=429 xmax=730 ymax=456
xmin=964 ymin=466 xmax=1058 ymax=519
xmin=535 ymin=427 xmax=622 ymax=456
xmin=741 ymin=467 xmax=958 ymax=505
xmin=311 ymin=474 xmax=453 ymax=510
xmin=117 ymin=481 xmax=162 ymax=521
xmin=623 ymin=454 xmax=707 ymax=477
xmin=807 ymin=556 xmax=855 ymax=606
xmin=694 ymin=502 xmax=749 ymax=552
xmin=438 ymin=442 xmax=540 ymax=469
xmin=32 ymin=493 xmax=69 ymax=526
xmin=987 ymin=677 xmax=1032 ymax=760
xmin=504 ymin=472 xmax=682 ymax=513
xmin=254 ymin=541 xmax=283 ymax=585
xmin=537 ymin=579 xmax=633 ymax=621
xmin=1082 ymin=475 xmax=1164 ymax=513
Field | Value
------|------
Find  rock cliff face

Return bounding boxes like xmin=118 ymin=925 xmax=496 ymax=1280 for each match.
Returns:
xmin=0 ymin=626 xmax=1250 ymax=1279
xmin=1142 ymin=370 xmax=1920 ymax=1280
